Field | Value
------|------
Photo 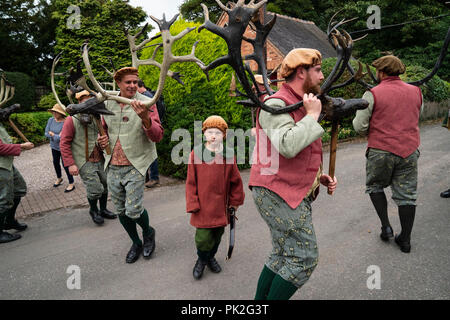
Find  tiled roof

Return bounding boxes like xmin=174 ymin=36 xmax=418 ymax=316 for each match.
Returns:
xmin=264 ymin=12 xmax=336 ymax=59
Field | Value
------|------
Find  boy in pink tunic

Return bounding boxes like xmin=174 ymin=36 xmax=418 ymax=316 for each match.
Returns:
xmin=185 ymin=115 xmax=245 ymax=280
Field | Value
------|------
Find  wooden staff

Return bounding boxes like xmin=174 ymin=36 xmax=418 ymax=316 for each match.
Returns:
xmin=8 ymin=119 xmax=29 ymax=142
xmin=94 ymin=117 xmax=111 ymax=155
xmin=327 ymin=119 xmax=339 ymax=195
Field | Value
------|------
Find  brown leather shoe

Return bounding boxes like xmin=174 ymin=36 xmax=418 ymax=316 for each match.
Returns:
xmin=145 ymin=180 xmax=160 ymax=188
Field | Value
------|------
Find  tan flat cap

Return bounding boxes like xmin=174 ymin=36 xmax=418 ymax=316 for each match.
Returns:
xmin=113 ymin=67 xmax=139 ymax=82
xmin=47 ymin=103 xmax=66 ymax=117
xmin=75 ymin=90 xmax=91 ymax=101
xmin=372 ymin=55 xmax=405 ymax=76
xmin=280 ymin=48 xmax=322 ymax=78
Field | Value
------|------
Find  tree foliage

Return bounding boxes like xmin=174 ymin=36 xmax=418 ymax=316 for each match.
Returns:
xmin=0 ymin=0 xmax=58 ymax=85
xmin=52 ymin=0 xmax=150 ymax=92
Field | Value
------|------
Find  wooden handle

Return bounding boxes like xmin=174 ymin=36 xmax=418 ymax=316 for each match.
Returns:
xmin=8 ymin=119 xmax=29 ymax=142
xmin=94 ymin=117 xmax=111 ymax=155
xmin=328 ymin=120 xmax=339 ymax=195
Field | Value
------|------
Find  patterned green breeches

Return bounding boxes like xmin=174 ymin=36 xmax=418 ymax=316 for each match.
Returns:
xmin=79 ymin=161 xmax=107 ymax=200
xmin=252 ymin=186 xmax=318 ymax=288
xmin=0 ymin=166 xmax=27 ymax=213
xmin=365 ymin=148 xmax=419 ymax=206
xmin=107 ymin=165 xmax=145 ymax=219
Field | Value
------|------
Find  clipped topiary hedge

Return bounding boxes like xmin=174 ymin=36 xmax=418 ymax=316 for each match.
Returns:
xmin=3 ymin=72 xmax=36 ymax=112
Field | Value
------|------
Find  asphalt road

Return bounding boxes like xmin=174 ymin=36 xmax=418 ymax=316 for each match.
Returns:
xmin=1 ymin=122 xmax=449 ymax=300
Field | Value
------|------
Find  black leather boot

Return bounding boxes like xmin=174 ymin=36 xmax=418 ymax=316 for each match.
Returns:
xmin=207 ymin=257 xmax=222 ymax=273
xmin=126 ymin=243 xmax=143 ymax=263
xmin=3 ymin=197 xmax=27 ymax=231
xmin=193 ymin=259 xmax=207 ymax=279
xmin=380 ymin=225 xmax=394 ymax=241
xmin=0 ymin=231 xmax=21 ymax=243
xmin=440 ymin=189 xmax=450 ymax=198
xmin=142 ymin=229 xmax=155 ymax=259
xmin=99 ymin=193 xmax=116 ymax=219
xmin=88 ymin=198 xmax=104 ymax=225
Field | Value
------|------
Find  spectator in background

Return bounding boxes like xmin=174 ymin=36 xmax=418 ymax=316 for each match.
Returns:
xmin=137 ymin=79 xmax=165 ymax=188
xmin=45 ymin=104 xmax=75 ymax=193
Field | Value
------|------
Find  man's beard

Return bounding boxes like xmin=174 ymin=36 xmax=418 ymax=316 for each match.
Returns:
xmin=303 ymin=75 xmax=321 ymax=95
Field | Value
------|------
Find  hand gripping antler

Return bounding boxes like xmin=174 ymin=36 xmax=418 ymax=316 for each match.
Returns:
xmin=81 ymin=14 xmax=206 ymax=108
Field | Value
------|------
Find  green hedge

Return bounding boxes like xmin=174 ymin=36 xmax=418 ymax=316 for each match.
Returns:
xmin=3 ymin=72 xmax=36 ymax=112
xmin=36 ymin=92 xmax=59 ymax=111
xmin=3 ymin=111 xmax=52 ymax=145
xmin=139 ymin=18 xmax=252 ymax=179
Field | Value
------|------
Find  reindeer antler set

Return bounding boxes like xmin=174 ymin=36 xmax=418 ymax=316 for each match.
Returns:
xmin=0 ymin=70 xmax=30 ymax=142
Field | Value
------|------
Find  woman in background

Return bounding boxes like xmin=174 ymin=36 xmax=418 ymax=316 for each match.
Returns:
xmin=45 ymin=104 xmax=75 ymax=192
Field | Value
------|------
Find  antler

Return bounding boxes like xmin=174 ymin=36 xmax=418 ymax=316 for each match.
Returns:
xmin=0 ymin=71 xmax=30 ymax=142
xmin=0 ymin=72 xmax=15 ymax=108
xmin=51 ymin=52 xmax=70 ymax=110
xmin=81 ymin=14 xmax=207 ymax=108
xmin=199 ymin=0 xmax=268 ymax=106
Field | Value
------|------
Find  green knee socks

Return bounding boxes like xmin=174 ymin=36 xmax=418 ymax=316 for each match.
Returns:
xmin=119 ymin=215 xmax=142 ymax=247
xmin=266 ymin=274 xmax=298 ymax=300
xmin=135 ymin=209 xmax=154 ymax=238
xmin=254 ymin=265 xmax=276 ymax=300
xmin=254 ymin=266 xmax=298 ymax=300
xmin=119 ymin=209 xmax=156 ymax=245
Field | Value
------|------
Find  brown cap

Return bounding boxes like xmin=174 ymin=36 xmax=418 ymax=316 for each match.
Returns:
xmin=75 ymin=90 xmax=91 ymax=101
xmin=280 ymin=48 xmax=322 ymax=78
xmin=47 ymin=103 xmax=66 ymax=117
xmin=113 ymin=67 xmax=139 ymax=82
xmin=202 ymin=115 xmax=228 ymax=134
xmin=372 ymin=55 xmax=405 ymax=76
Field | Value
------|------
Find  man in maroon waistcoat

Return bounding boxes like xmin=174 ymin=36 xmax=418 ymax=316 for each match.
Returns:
xmin=353 ymin=55 xmax=424 ymax=254
xmin=249 ymin=48 xmax=337 ymax=300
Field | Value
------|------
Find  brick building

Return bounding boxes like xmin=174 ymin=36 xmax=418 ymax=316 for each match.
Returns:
xmin=217 ymin=7 xmax=336 ymax=85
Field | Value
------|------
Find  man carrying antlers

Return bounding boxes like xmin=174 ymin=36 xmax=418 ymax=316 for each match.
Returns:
xmin=97 ymin=67 xmax=163 ymax=263
xmin=249 ymin=49 xmax=337 ymax=300
xmin=60 ymin=90 xmax=116 ymax=226
xmin=0 ymin=121 xmax=34 ymax=243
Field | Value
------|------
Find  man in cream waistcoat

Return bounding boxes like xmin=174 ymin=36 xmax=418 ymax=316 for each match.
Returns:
xmin=97 ymin=67 xmax=163 ymax=264
xmin=353 ymin=55 xmax=423 ymax=254
xmin=249 ymin=49 xmax=337 ymax=300
xmin=0 ymin=121 xmax=34 ymax=243
xmin=60 ymin=90 xmax=116 ymax=226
